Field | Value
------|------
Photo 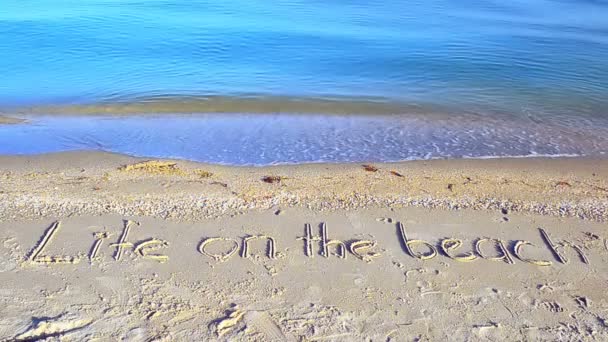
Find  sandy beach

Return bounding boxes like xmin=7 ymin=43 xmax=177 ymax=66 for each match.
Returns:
xmin=3 ymin=0 xmax=608 ymax=340
xmin=1 ymin=152 xmax=607 ymax=340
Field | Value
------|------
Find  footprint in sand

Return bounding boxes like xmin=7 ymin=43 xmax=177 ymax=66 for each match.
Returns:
xmin=13 ymin=313 xmax=92 ymax=341
xmin=245 ymin=310 xmax=294 ymax=341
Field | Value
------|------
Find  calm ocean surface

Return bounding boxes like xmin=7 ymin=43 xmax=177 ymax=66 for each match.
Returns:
xmin=1 ymin=0 xmax=608 ymax=164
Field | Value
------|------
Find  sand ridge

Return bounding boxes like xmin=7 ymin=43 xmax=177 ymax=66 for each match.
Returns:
xmin=0 ymin=152 xmax=607 ymax=222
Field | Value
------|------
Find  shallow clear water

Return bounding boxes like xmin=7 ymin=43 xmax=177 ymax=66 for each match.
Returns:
xmin=1 ymin=114 xmax=607 ymax=165
xmin=1 ymin=0 xmax=608 ymax=163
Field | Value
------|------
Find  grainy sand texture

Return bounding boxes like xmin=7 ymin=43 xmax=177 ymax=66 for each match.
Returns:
xmin=1 ymin=152 xmax=608 ymax=341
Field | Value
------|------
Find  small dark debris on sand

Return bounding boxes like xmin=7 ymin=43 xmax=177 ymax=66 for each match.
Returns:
xmin=211 ymin=181 xmax=228 ymax=188
xmin=262 ymin=176 xmax=282 ymax=184
xmin=390 ymin=170 xmax=404 ymax=177
xmin=362 ymin=165 xmax=379 ymax=172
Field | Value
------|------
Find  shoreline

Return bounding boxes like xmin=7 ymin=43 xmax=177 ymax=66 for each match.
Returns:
xmin=1 ymin=151 xmax=607 ymax=222
xmin=3 ymin=113 xmax=608 ymax=166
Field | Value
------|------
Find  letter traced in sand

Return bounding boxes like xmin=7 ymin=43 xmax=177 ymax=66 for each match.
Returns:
xmin=198 ymin=237 xmax=239 ymax=262
xmin=134 ymin=238 xmax=170 ymax=263
xmin=244 ymin=310 xmax=291 ymax=341
xmin=25 ymin=221 xmax=81 ymax=265
xmin=512 ymin=240 xmax=552 ymax=266
xmin=320 ymin=223 xmax=347 ymax=259
xmin=397 ymin=222 xmax=437 ymax=260
xmin=539 ymin=228 xmax=589 ymax=264
xmin=297 ymin=223 xmax=321 ymax=258
xmin=26 ymin=221 xmax=59 ymax=261
xmin=297 ymin=223 xmax=381 ymax=261
xmin=474 ymin=238 xmax=514 ymax=264
xmin=440 ymin=238 xmax=478 ymax=262
xmin=241 ymin=235 xmax=277 ymax=259
xmin=349 ymin=240 xmax=381 ymax=263
xmin=89 ymin=232 xmax=112 ymax=262
xmin=110 ymin=220 xmax=139 ymax=261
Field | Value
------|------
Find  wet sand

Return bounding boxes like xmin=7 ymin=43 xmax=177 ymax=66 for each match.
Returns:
xmin=1 ymin=152 xmax=608 ymax=340
xmin=0 ymin=96 xmax=420 ymax=116
xmin=0 ymin=115 xmax=25 ymax=125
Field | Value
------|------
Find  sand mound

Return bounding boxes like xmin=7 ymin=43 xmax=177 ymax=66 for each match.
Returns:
xmin=119 ymin=160 xmax=185 ymax=175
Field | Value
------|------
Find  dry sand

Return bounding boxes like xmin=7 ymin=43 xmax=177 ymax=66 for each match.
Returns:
xmin=1 ymin=152 xmax=608 ymax=341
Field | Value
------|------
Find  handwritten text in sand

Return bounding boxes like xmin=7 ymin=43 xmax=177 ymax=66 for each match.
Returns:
xmin=21 ymin=219 xmax=595 ymax=268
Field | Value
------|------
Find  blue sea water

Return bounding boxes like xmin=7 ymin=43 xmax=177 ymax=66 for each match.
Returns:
xmin=1 ymin=0 xmax=608 ymax=164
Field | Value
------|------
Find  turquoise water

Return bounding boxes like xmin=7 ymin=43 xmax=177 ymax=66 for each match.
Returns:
xmin=1 ymin=0 xmax=608 ymax=163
